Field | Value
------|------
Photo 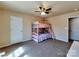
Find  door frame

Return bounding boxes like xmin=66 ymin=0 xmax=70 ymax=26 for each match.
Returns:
xmin=68 ymin=17 xmax=79 ymax=42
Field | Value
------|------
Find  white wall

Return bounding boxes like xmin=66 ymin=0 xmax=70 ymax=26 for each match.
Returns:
xmin=47 ymin=11 xmax=79 ymax=42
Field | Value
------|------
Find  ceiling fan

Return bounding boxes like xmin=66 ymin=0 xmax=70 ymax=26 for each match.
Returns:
xmin=34 ymin=5 xmax=52 ymax=15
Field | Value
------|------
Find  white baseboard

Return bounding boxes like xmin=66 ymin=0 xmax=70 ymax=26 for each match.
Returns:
xmin=55 ymin=37 xmax=68 ymax=42
xmin=0 ymin=39 xmax=31 ymax=48
xmin=0 ymin=44 xmax=12 ymax=48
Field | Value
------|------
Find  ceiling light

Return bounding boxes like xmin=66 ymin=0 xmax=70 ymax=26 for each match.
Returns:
xmin=74 ymin=9 xmax=78 ymax=11
xmin=41 ymin=12 xmax=46 ymax=15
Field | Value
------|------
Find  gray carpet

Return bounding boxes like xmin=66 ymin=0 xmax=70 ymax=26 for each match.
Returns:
xmin=0 ymin=39 xmax=72 ymax=57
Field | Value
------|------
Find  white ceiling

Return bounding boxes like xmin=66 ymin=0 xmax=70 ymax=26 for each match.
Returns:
xmin=0 ymin=1 xmax=79 ymax=17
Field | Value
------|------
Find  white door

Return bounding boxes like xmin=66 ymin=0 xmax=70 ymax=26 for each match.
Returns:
xmin=69 ymin=17 xmax=79 ymax=40
xmin=10 ymin=16 xmax=23 ymax=44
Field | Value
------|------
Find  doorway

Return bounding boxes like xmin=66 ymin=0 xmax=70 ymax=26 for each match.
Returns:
xmin=69 ymin=17 xmax=79 ymax=41
xmin=10 ymin=16 xmax=23 ymax=44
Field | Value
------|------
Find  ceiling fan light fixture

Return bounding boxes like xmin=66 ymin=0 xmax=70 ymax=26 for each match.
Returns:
xmin=41 ymin=12 xmax=46 ymax=15
xmin=74 ymin=9 xmax=78 ymax=11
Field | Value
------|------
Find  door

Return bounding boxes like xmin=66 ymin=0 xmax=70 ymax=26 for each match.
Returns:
xmin=69 ymin=17 xmax=79 ymax=41
xmin=10 ymin=16 xmax=23 ymax=44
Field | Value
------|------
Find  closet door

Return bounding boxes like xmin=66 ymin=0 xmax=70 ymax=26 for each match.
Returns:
xmin=69 ymin=17 xmax=79 ymax=40
xmin=10 ymin=16 xmax=23 ymax=44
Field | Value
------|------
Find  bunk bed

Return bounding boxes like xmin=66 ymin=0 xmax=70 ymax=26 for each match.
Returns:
xmin=32 ymin=21 xmax=52 ymax=43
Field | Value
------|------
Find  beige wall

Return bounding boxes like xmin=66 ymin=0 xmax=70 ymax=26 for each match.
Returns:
xmin=0 ymin=9 xmax=36 ymax=47
xmin=47 ymin=11 xmax=79 ymax=42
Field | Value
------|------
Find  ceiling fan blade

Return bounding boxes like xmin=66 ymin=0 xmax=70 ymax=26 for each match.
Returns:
xmin=46 ymin=8 xmax=52 ymax=11
xmin=39 ymin=7 xmax=42 ymax=9
xmin=43 ymin=8 xmax=45 ymax=11
xmin=34 ymin=11 xmax=40 ymax=12
xmin=45 ymin=12 xmax=49 ymax=14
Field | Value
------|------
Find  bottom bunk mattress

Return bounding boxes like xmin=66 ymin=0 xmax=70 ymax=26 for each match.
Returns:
xmin=32 ymin=33 xmax=52 ymax=43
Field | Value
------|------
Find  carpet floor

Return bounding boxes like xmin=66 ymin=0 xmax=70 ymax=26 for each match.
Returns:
xmin=0 ymin=39 xmax=72 ymax=57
